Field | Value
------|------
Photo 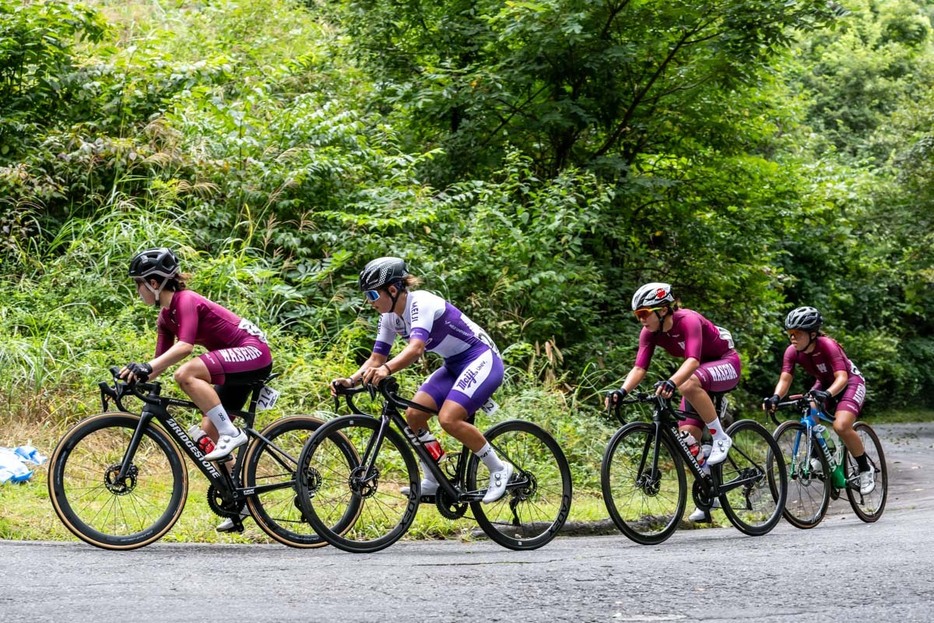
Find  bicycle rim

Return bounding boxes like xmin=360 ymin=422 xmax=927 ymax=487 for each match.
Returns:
xmin=718 ymin=419 xmax=786 ymax=536
xmin=47 ymin=413 xmax=187 ymax=550
xmin=296 ymin=416 xmax=419 ymax=553
xmin=245 ymin=415 xmax=360 ymax=548
xmin=600 ymin=422 xmax=686 ymax=545
xmin=844 ymin=422 xmax=887 ymax=522
xmin=772 ymin=421 xmax=830 ymax=529
xmin=467 ymin=420 xmax=572 ymax=550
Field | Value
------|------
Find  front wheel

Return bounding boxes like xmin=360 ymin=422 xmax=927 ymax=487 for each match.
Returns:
xmin=844 ymin=422 xmax=887 ymax=522
xmin=718 ymin=419 xmax=787 ymax=536
xmin=47 ymin=413 xmax=188 ymax=550
xmin=295 ymin=415 xmax=419 ymax=553
xmin=601 ymin=422 xmax=686 ymax=545
xmin=243 ymin=415 xmax=359 ymax=548
xmin=467 ymin=420 xmax=572 ymax=550
xmin=772 ymin=420 xmax=830 ymax=529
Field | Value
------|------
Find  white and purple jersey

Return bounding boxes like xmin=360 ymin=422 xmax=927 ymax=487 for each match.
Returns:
xmin=372 ymin=291 xmax=498 ymax=365
xmin=373 ymin=291 xmax=502 ymax=415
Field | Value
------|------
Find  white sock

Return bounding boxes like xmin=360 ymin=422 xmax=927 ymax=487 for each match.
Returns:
xmin=707 ymin=418 xmax=729 ymax=441
xmin=476 ymin=442 xmax=505 ymax=472
xmin=206 ymin=404 xmax=238 ymax=437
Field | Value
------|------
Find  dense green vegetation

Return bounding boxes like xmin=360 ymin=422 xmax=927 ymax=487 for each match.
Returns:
xmin=1 ymin=0 xmax=932 ymax=494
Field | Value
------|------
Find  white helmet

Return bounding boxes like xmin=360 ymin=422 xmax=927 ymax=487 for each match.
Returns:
xmin=631 ymin=282 xmax=675 ymax=311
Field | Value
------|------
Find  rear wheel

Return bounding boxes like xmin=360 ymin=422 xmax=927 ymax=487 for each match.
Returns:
xmin=48 ymin=413 xmax=187 ymax=550
xmin=243 ymin=415 xmax=359 ymax=548
xmin=718 ymin=419 xmax=786 ymax=536
xmin=467 ymin=420 xmax=572 ymax=550
xmin=844 ymin=422 xmax=887 ymax=522
xmin=600 ymin=422 xmax=686 ymax=545
xmin=772 ymin=420 xmax=830 ymax=529
xmin=296 ymin=415 xmax=419 ymax=553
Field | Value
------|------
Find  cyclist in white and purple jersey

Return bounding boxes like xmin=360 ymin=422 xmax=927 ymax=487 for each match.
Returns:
xmin=119 ymin=248 xmax=272 ymax=470
xmin=763 ymin=306 xmax=874 ymax=494
xmin=609 ymin=283 xmax=740 ymax=466
xmin=330 ymin=257 xmax=513 ymax=504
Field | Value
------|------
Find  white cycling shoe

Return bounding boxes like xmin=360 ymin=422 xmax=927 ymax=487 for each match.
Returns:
xmin=689 ymin=498 xmax=720 ymax=523
xmin=216 ymin=508 xmax=250 ymax=533
xmin=203 ymin=429 xmax=248 ymax=461
xmin=706 ymin=437 xmax=732 ymax=465
xmin=482 ymin=462 xmax=514 ymax=504
xmin=400 ymin=479 xmax=439 ymax=498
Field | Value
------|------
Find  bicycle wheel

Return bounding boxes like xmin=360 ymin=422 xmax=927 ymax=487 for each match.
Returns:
xmin=718 ymin=419 xmax=787 ymax=536
xmin=772 ymin=420 xmax=830 ymax=529
xmin=844 ymin=422 xmax=887 ymax=522
xmin=47 ymin=413 xmax=187 ymax=550
xmin=296 ymin=415 xmax=419 ymax=553
xmin=600 ymin=422 xmax=686 ymax=545
xmin=466 ymin=420 xmax=572 ymax=550
xmin=243 ymin=415 xmax=360 ymax=548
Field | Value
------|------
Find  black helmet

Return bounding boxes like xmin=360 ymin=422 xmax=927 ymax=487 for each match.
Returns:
xmin=631 ymin=282 xmax=675 ymax=311
xmin=359 ymin=257 xmax=408 ymax=291
xmin=784 ymin=306 xmax=822 ymax=332
xmin=129 ymin=248 xmax=179 ymax=281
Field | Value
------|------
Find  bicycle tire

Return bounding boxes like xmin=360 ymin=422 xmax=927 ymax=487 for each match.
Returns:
xmin=47 ymin=413 xmax=188 ymax=550
xmin=718 ymin=419 xmax=787 ymax=536
xmin=296 ymin=415 xmax=419 ymax=553
xmin=600 ymin=422 xmax=686 ymax=545
xmin=844 ymin=422 xmax=887 ymax=522
xmin=467 ymin=420 xmax=572 ymax=550
xmin=243 ymin=415 xmax=361 ymax=548
xmin=772 ymin=420 xmax=830 ymax=529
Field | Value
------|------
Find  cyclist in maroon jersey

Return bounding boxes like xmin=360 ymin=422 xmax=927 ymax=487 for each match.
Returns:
xmin=119 ymin=248 xmax=273 ymax=529
xmin=607 ymin=282 xmax=741 ymax=522
xmin=763 ymin=306 xmax=874 ymax=494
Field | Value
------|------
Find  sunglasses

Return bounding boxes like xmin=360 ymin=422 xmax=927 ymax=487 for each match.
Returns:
xmin=364 ymin=290 xmax=381 ymax=302
xmin=633 ymin=307 xmax=663 ymax=320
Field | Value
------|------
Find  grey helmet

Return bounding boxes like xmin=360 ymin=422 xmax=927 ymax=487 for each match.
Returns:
xmin=785 ymin=306 xmax=823 ymax=332
xmin=129 ymin=248 xmax=179 ymax=281
xmin=359 ymin=256 xmax=409 ymax=291
xmin=631 ymin=282 xmax=675 ymax=311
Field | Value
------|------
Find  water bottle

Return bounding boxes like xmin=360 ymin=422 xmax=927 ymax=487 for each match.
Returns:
xmin=678 ymin=431 xmax=706 ymax=468
xmin=416 ymin=428 xmax=445 ymax=463
xmin=188 ymin=424 xmax=215 ymax=455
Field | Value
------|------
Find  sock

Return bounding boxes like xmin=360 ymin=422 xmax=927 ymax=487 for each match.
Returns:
xmin=476 ymin=442 xmax=505 ymax=473
xmin=707 ymin=417 xmax=729 ymax=441
xmin=855 ymin=453 xmax=870 ymax=472
xmin=205 ymin=404 xmax=238 ymax=437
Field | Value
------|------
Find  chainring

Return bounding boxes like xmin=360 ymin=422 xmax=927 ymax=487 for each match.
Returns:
xmin=435 ymin=485 xmax=468 ymax=520
xmin=207 ymin=484 xmax=244 ymax=518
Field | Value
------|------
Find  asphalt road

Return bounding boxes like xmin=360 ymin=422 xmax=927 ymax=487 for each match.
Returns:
xmin=1 ymin=423 xmax=932 ymax=623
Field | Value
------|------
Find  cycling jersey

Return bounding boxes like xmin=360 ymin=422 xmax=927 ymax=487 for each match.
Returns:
xmin=781 ymin=336 xmax=866 ymax=415
xmin=373 ymin=291 xmax=498 ymax=364
xmin=635 ymin=309 xmax=735 ymax=369
xmin=156 ymin=289 xmax=272 ymax=386
xmin=372 ymin=290 xmax=501 ymax=415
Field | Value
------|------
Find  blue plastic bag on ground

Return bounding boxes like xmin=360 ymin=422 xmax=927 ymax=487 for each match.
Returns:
xmin=0 ymin=445 xmax=47 ymax=484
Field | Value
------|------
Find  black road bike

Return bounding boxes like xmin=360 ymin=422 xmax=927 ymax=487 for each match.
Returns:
xmin=295 ymin=377 xmax=572 ymax=553
xmin=770 ymin=393 xmax=887 ymax=528
xmin=601 ymin=392 xmax=787 ymax=545
xmin=48 ymin=367 xmax=359 ymax=550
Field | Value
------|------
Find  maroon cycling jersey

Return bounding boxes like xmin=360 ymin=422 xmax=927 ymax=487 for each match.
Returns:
xmin=634 ymin=309 xmax=735 ymax=369
xmin=155 ymin=289 xmax=267 ymax=356
xmin=781 ymin=336 xmax=863 ymax=389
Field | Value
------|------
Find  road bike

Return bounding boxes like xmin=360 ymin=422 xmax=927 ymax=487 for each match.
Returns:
xmin=47 ymin=367 xmax=359 ymax=550
xmin=769 ymin=393 xmax=887 ymax=528
xmin=601 ymin=391 xmax=787 ymax=545
xmin=295 ymin=377 xmax=572 ymax=553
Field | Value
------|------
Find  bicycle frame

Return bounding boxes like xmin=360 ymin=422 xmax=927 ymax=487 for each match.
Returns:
xmin=100 ymin=369 xmax=290 ymax=507
xmin=337 ymin=379 xmax=501 ymax=504
xmin=771 ymin=395 xmax=845 ymax=490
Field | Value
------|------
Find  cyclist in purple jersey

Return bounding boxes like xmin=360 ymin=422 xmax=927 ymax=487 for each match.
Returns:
xmin=608 ymin=283 xmax=739 ymax=464
xmin=330 ymin=257 xmax=513 ymax=504
xmin=763 ymin=306 xmax=874 ymax=494
xmin=119 ymin=249 xmax=272 ymax=471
